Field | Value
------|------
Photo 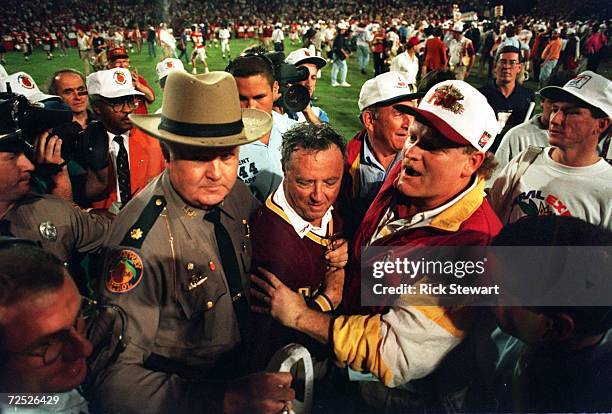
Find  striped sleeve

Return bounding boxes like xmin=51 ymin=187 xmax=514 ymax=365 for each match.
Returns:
xmin=332 ymin=299 xmax=470 ymax=388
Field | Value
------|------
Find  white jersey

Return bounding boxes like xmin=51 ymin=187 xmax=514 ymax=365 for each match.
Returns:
xmin=218 ymin=28 xmax=230 ymax=40
xmin=238 ymin=111 xmax=297 ymax=202
xmin=488 ymin=147 xmax=612 ymax=228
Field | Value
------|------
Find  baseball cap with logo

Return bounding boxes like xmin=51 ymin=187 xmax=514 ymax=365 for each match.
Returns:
xmin=358 ymin=71 xmax=421 ymax=111
xmin=156 ymin=58 xmax=185 ymax=84
xmin=539 ymin=71 xmax=612 ymax=118
xmin=394 ymin=80 xmax=499 ymax=152
xmin=86 ymin=68 xmax=144 ymax=99
xmin=107 ymin=47 xmax=129 ymax=61
xmin=0 ymin=71 xmax=60 ymax=103
xmin=285 ymin=48 xmax=327 ymax=69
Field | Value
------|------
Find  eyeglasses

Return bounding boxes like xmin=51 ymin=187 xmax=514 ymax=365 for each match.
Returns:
xmin=101 ymin=98 xmax=139 ymax=113
xmin=4 ymin=297 xmax=92 ymax=366
xmin=498 ymin=59 xmax=520 ymax=67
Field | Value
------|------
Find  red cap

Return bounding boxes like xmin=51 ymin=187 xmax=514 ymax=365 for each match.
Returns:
xmin=107 ymin=47 xmax=129 ymax=61
xmin=407 ymin=36 xmax=422 ymax=48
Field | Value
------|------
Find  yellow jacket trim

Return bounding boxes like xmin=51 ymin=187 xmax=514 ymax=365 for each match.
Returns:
xmin=332 ymin=314 xmax=393 ymax=386
xmin=429 ymin=178 xmax=486 ymax=232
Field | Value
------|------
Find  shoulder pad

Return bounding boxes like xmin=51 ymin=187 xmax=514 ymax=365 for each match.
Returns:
xmin=120 ymin=196 xmax=167 ymax=248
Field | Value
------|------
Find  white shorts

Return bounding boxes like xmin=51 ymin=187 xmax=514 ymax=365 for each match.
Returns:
xmin=192 ymin=47 xmax=207 ymax=61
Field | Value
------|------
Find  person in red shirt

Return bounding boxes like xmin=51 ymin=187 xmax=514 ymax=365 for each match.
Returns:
xmin=422 ymin=27 xmax=448 ymax=76
xmin=106 ymin=47 xmax=155 ymax=114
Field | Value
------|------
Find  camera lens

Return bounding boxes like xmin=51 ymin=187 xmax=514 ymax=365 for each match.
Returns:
xmin=283 ymin=85 xmax=310 ymax=113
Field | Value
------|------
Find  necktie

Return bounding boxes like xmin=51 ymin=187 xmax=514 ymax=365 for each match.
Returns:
xmin=114 ymin=135 xmax=132 ymax=204
xmin=204 ymin=207 xmax=250 ymax=339
xmin=0 ymin=219 xmax=13 ymax=237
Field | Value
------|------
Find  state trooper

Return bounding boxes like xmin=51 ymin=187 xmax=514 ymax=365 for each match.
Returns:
xmin=86 ymin=71 xmax=295 ymax=414
xmin=0 ymin=97 xmax=109 ymax=267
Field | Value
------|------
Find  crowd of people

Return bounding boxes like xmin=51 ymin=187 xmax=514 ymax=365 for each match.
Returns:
xmin=0 ymin=0 xmax=611 ymax=413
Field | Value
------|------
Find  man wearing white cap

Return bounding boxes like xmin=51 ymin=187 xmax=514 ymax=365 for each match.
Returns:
xmin=87 ymin=70 xmax=294 ymax=414
xmin=446 ymin=22 xmax=475 ymax=80
xmin=284 ymin=48 xmax=329 ymax=124
xmin=343 ymin=71 xmax=419 ymax=235
xmin=156 ymin=57 xmax=185 ymax=90
xmin=489 ymin=71 xmax=612 ymax=228
xmin=0 ymin=71 xmax=62 ymax=104
xmin=251 ymin=80 xmax=502 ymax=411
xmin=87 ymin=68 xmax=165 ymax=211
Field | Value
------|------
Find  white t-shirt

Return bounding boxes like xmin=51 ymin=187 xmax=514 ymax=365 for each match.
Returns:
xmin=494 ymin=115 xmax=548 ymax=171
xmin=390 ymin=52 xmax=419 ymax=85
xmin=488 ymin=147 xmax=612 ymax=228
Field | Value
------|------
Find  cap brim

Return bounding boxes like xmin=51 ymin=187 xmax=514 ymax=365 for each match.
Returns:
xmin=394 ymin=104 xmax=470 ymax=146
xmin=369 ymin=92 xmax=424 ymax=109
xmin=296 ymin=57 xmax=327 ymax=69
xmin=100 ymin=89 xmax=145 ymax=99
xmin=538 ymin=86 xmax=604 ymax=115
xmin=129 ymin=108 xmax=272 ymax=147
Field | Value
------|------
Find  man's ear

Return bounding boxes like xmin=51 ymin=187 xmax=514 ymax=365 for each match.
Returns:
xmin=461 ymin=150 xmax=485 ymax=178
xmin=91 ymin=102 xmax=101 ymax=115
xmin=361 ymin=110 xmax=375 ymax=131
xmin=596 ymin=117 xmax=611 ymax=137
xmin=272 ymin=80 xmax=280 ymax=101
xmin=545 ymin=312 xmax=576 ymax=342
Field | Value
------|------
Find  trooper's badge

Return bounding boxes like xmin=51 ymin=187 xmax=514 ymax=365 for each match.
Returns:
xmin=39 ymin=221 xmax=57 ymax=241
xmin=106 ymin=249 xmax=144 ymax=294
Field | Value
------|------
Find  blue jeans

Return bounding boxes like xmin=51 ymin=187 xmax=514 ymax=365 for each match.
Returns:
xmin=539 ymin=59 xmax=557 ymax=86
xmin=357 ymin=44 xmax=370 ymax=71
xmin=331 ymin=59 xmax=347 ymax=84
xmin=147 ymin=41 xmax=156 ymax=57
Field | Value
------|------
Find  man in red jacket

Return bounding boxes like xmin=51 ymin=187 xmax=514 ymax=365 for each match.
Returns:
xmin=252 ymin=80 xmax=503 ymax=412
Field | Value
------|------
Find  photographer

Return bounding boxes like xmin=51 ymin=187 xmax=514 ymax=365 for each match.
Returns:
xmin=47 ymin=68 xmax=113 ymax=206
xmin=0 ymin=100 xmax=109 ymax=267
xmin=284 ymin=48 xmax=329 ymax=124
xmin=226 ymin=49 xmax=297 ymax=202
xmin=2 ymin=71 xmax=111 ymax=205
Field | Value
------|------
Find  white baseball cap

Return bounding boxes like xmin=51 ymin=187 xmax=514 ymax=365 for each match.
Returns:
xmin=539 ymin=71 xmax=612 ymax=119
xmin=452 ymin=22 xmax=464 ymax=32
xmin=394 ymin=80 xmax=499 ymax=152
xmin=156 ymin=58 xmax=185 ymax=81
xmin=285 ymin=48 xmax=326 ymax=69
xmin=358 ymin=71 xmax=420 ymax=111
xmin=86 ymin=68 xmax=144 ymax=99
xmin=0 ymin=71 xmax=60 ymax=103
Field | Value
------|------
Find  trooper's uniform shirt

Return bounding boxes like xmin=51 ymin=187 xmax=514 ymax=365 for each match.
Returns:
xmin=0 ymin=192 xmax=109 ymax=261
xmin=88 ymin=170 xmax=259 ymax=414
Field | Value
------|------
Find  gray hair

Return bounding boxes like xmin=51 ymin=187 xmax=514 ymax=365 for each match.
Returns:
xmin=281 ymin=123 xmax=346 ymax=170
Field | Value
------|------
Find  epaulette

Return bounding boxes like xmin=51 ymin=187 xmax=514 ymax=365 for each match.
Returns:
xmin=120 ymin=195 xmax=167 ymax=248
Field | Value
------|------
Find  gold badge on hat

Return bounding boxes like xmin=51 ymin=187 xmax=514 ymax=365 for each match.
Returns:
xmin=39 ymin=221 xmax=57 ymax=241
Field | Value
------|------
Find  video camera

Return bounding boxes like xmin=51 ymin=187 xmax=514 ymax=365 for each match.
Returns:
xmin=0 ymin=87 xmax=108 ymax=171
xmin=264 ymin=51 xmax=311 ymax=114
xmin=227 ymin=49 xmax=311 ymax=113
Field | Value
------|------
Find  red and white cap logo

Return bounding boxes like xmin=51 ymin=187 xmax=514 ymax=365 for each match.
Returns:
xmin=114 ymin=70 xmax=127 ymax=85
xmin=18 ymin=74 xmax=35 ymax=89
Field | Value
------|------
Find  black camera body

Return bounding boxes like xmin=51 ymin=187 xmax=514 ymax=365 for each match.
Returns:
xmin=0 ymin=89 xmax=108 ymax=170
xmin=265 ymin=51 xmax=311 ymax=114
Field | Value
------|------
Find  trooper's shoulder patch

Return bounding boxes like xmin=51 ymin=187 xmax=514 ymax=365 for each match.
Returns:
xmin=120 ymin=196 xmax=167 ymax=248
xmin=106 ymin=249 xmax=144 ymax=294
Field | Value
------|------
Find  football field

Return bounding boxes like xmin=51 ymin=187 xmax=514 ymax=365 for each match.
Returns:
xmin=2 ymin=39 xmax=609 ymax=140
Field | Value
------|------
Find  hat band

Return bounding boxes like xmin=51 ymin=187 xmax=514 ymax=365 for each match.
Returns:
xmin=159 ymin=117 xmax=244 ymax=137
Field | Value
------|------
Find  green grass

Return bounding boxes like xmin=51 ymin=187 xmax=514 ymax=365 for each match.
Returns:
xmin=3 ymin=39 xmax=610 ymax=140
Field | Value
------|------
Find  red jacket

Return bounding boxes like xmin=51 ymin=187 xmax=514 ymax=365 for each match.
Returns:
xmin=423 ymin=37 xmax=448 ymax=71
xmin=342 ymin=162 xmax=502 ymax=314
xmin=92 ymin=128 xmax=166 ymax=210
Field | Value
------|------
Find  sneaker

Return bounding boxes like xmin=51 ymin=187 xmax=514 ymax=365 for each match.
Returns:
xmin=192 ymin=68 xmax=197 ymax=74
xmin=204 ymin=67 xmax=210 ymax=73
xmin=340 ymin=82 xmax=351 ymax=87
xmin=331 ymin=82 xmax=339 ymax=87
